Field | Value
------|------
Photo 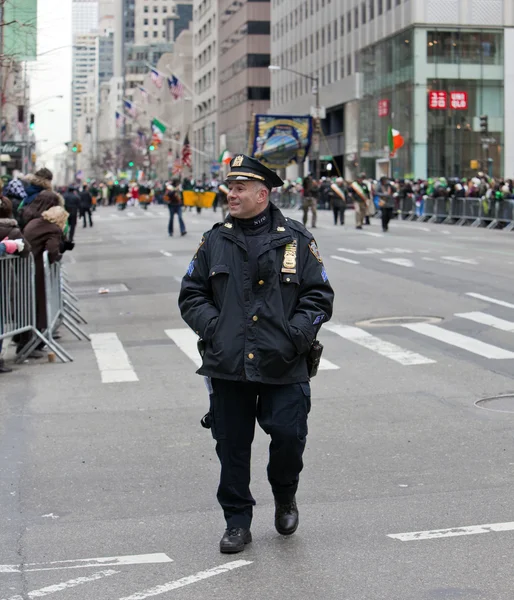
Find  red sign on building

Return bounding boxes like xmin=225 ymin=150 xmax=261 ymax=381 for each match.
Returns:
xmin=449 ymin=91 xmax=468 ymax=110
xmin=428 ymin=91 xmax=448 ymax=110
xmin=378 ymin=99 xmax=389 ymax=117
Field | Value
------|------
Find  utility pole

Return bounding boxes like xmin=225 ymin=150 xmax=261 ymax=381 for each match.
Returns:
xmin=0 ymin=0 xmax=4 ymax=150
xmin=314 ymin=76 xmax=320 ymax=181
xmin=22 ymin=61 xmax=29 ymax=173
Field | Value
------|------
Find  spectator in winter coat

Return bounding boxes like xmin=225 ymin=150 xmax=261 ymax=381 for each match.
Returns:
xmin=63 ymin=186 xmax=81 ymax=242
xmin=19 ymin=190 xmax=65 ymax=231
xmin=20 ymin=206 xmax=69 ymax=357
xmin=79 ymin=184 xmax=93 ymax=228
xmin=21 ymin=168 xmax=54 ymax=207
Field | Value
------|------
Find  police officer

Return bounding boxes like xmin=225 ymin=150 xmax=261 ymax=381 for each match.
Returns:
xmin=179 ymin=155 xmax=334 ymax=554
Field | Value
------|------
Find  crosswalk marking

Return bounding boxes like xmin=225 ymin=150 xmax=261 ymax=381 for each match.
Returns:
xmin=381 ymin=258 xmax=414 ymax=268
xmin=388 ymin=521 xmax=514 ymax=542
xmin=319 ymin=357 xmax=340 ymax=370
xmin=90 ymin=333 xmax=139 ymax=383
xmin=466 ymin=292 xmax=514 ymax=310
xmin=403 ymin=323 xmax=514 ymax=359
xmin=330 ymin=255 xmax=360 ymax=265
xmin=165 ymin=328 xmax=201 ymax=367
xmin=456 ymin=311 xmax=514 ymax=332
xmin=324 ymin=323 xmax=435 ymax=366
xmin=166 ymin=328 xmax=340 ymax=371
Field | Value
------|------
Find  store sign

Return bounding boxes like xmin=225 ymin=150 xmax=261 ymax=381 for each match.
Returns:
xmin=428 ymin=91 xmax=448 ymax=110
xmin=378 ymin=99 xmax=389 ymax=117
xmin=450 ymin=91 xmax=468 ymax=110
xmin=0 ymin=142 xmax=22 ymax=157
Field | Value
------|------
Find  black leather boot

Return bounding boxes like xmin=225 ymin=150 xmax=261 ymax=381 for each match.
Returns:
xmin=219 ymin=527 xmax=252 ymax=554
xmin=275 ymin=498 xmax=299 ymax=536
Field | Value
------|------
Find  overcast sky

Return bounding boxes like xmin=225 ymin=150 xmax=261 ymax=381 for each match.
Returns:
xmin=29 ymin=0 xmax=72 ymax=171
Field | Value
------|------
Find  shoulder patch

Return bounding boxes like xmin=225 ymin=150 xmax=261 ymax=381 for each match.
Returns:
xmin=309 ymin=239 xmax=323 ymax=263
xmin=194 ymin=235 xmax=206 ymax=257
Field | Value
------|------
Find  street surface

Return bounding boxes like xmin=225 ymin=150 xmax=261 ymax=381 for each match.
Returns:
xmin=2 ymin=204 xmax=514 ymax=600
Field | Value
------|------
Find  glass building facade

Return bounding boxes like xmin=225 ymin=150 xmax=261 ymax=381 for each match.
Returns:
xmin=359 ymin=27 xmax=504 ymax=179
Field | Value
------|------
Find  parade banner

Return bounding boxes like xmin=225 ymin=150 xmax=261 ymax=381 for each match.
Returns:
xmin=182 ymin=190 xmax=216 ymax=208
xmin=248 ymin=114 xmax=313 ymax=169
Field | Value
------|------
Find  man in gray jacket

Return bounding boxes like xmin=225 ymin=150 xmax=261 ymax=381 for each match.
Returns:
xmin=376 ymin=176 xmax=395 ymax=232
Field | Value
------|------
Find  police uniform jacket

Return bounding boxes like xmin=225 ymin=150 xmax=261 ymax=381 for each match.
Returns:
xmin=178 ymin=202 xmax=334 ymax=384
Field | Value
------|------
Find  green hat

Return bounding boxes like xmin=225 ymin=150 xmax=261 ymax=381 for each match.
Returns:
xmin=225 ymin=154 xmax=284 ymax=190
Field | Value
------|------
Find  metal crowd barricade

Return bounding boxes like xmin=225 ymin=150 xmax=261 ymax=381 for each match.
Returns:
xmin=15 ymin=252 xmax=90 ymax=363
xmin=417 ymin=197 xmax=435 ymax=222
xmin=486 ymin=199 xmax=514 ymax=230
xmin=398 ymin=195 xmax=416 ymax=220
xmin=429 ymin=197 xmax=451 ymax=223
xmin=0 ymin=255 xmax=63 ymax=362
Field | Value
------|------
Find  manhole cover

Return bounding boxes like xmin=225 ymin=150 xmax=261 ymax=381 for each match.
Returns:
xmin=475 ymin=395 xmax=514 ymax=414
xmin=355 ymin=316 xmax=443 ymax=327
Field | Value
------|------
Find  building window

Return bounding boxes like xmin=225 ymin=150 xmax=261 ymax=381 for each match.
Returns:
xmin=340 ymin=57 xmax=344 ymax=78
xmin=347 ymin=55 xmax=352 ymax=75
xmin=386 ymin=0 xmax=391 ymax=9
xmin=340 ymin=15 xmax=344 ymax=35
xmin=144 ymin=18 xmax=148 ymax=25
xmin=163 ymin=6 xmax=167 ymax=12
xmin=310 ymin=34 xmax=313 ymax=52
xmin=378 ymin=0 xmax=383 ymax=14
xmin=144 ymin=6 xmax=148 ymax=12
xmin=361 ymin=2 xmax=366 ymax=23
xmin=369 ymin=0 xmax=374 ymax=20
xmin=327 ymin=64 xmax=331 ymax=84
xmin=327 ymin=24 xmax=331 ymax=43
xmin=354 ymin=7 xmax=359 ymax=28
xmin=153 ymin=18 xmax=158 ymax=25
xmin=396 ymin=0 xmax=400 ymax=4
xmin=347 ymin=11 xmax=351 ymax=32
xmin=333 ymin=60 xmax=337 ymax=80
xmin=154 ymin=6 xmax=158 ymax=12
xmin=247 ymin=21 xmax=271 ymax=34
xmin=334 ymin=20 xmax=338 ymax=40
xmin=153 ymin=31 xmax=158 ymax=37
xmin=144 ymin=31 xmax=148 ymax=37
xmin=162 ymin=31 xmax=166 ymax=37
xmin=321 ymin=28 xmax=325 ymax=47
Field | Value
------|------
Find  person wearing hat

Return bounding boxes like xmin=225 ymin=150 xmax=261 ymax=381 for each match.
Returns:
xmin=20 ymin=168 xmax=54 ymax=209
xmin=349 ymin=172 xmax=371 ymax=229
xmin=179 ymin=154 xmax=334 ymax=554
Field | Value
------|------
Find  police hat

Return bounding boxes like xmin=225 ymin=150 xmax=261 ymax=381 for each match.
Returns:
xmin=225 ymin=154 xmax=283 ymax=190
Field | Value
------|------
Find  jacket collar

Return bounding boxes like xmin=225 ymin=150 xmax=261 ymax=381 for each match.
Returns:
xmin=220 ymin=202 xmax=293 ymax=246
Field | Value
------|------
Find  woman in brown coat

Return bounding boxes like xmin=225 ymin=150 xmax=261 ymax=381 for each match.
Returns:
xmin=20 ymin=206 xmax=69 ymax=354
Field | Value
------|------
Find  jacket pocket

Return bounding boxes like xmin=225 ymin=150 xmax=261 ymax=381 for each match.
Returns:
xmin=209 ymin=264 xmax=230 ymax=309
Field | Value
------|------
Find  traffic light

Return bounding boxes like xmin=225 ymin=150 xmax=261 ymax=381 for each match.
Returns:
xmin=77 ymin=143 xmax=82 ymax=153
xmin=128 ymin=161 xmax=134 ymax=167
xmin=480 ymin=115 xmax=488 ymax=134
xmin=29 ymin=113 xmax=35 ymax=130
xmin=149 ymin=145 xmax=155 ymax=151
xmin=72 ymin=143 xmax=78 ymax=152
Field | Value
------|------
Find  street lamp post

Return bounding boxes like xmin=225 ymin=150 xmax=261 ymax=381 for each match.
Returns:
xmin=268 ymin=65 xmax=321 ymax=180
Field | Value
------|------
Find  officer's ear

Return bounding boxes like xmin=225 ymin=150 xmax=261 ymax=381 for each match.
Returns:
xmin=256 ymin=182 xmax=269 ymax=203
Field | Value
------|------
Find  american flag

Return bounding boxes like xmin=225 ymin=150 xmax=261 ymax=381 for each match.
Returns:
xmin=150 ymin=68 xmax=163 ymax=88
xmin=124 ymin=100 xmax=137 ymax=118
xmin=168 ymin=75 xmax=184 ymax=100
xmin=115 ymin=111 xmax=125 ymax=128
xmin=181 ymin=131 xmax=192 ymax=168
xmin=172 ymin=151 xmax=182 ymax=175
xmin=139 ymin=86 xmax=149 ymax=102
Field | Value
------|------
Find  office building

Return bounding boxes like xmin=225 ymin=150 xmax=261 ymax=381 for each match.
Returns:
xmin=72 ymin=0 xmax=99 ymax=35
xmin=72 ymin=33 xmax=98 ymax=139
xmin=192 ymin=0 xmax=218 ymax=179
xmin=218 ymin=0 xmax=271 ymax=155
xmin=270 ymin=0 xmax=514 ymax=179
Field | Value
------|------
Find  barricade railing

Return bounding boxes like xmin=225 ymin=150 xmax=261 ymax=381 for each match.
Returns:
xmin=398 ymin=195 xmax=416 ymax=220
xmin=12 ymin=252 xmax=89 ymax=364
xmin=0 ymin=255 xmax=62 ymax=362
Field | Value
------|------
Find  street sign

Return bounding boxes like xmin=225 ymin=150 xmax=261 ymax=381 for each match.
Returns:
xmin=310 ymin=106 xmax=326 ymax=119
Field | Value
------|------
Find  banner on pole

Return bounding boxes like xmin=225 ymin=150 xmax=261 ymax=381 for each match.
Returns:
xmin=248 ymin=114 xmax=313 ymax=169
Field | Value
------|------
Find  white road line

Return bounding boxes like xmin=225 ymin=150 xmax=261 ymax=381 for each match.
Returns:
xmin=466 ymin=293 xmax=514 ymax=310
xmin=456 ymin=311 xmax=514 ymax=332
xmin=90 ymin=333 xmax=139 ymax=383
xmin=118 ymin=560 xmax=252 ymax=600
xmin=422 ymin=257 xmax=437 ymax=262
xmin=0 ymin=553 xmax=173 ymax=574
xmin=165 ymin=328 xmax=202 ymax=367
xmin=4 ymin=570 xmax=119 ymax=599
xmin=381 ymin=258 xmax=414 ymax=268
xmin=127 ymin=211 xmax=136 ymax=217
xmin=109 ymin=213 xmax=121 ymax=219
xmin=319 ymin=357 xmax=340 ymax=370
xmin=159 ymin=250 xmax=173 ymax=257
xmin=324 ymin=323 xmax=435 ymax=366
xmin=337 ymin=247 xmax=383 ymax=255
xmin=403 ymin=323 xmax=514 ymax=359
xmin=441 ymin=256 xmax=478 ymax=265
xmin=361 ymin=231 xmax=383 ymax=237
xmin=330 ymin=255 xmax=360 ymax=265
xmin=388 ymin=521 xmax=514 ymax=542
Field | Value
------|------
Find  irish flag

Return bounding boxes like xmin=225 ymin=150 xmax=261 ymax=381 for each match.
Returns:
xmin=388 ymin=127 xmax=404 ymax=156
xmin=219 ymin=149 xmax=232 ymax=164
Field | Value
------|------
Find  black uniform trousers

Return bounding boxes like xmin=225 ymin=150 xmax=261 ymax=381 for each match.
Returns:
xmin=210 ymin=378 xmax=311 ymax=529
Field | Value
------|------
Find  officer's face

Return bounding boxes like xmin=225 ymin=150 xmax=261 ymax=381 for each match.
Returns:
xmin=227 ymin=181 xmax=268 ymax=219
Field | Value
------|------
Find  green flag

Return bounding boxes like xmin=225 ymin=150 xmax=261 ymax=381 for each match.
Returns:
xmin=152 ymin=118 xmax=166 ymax=134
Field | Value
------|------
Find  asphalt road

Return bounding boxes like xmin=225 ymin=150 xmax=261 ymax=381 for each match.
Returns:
xmin=2 ymin=203 xmax=514 ymax=600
